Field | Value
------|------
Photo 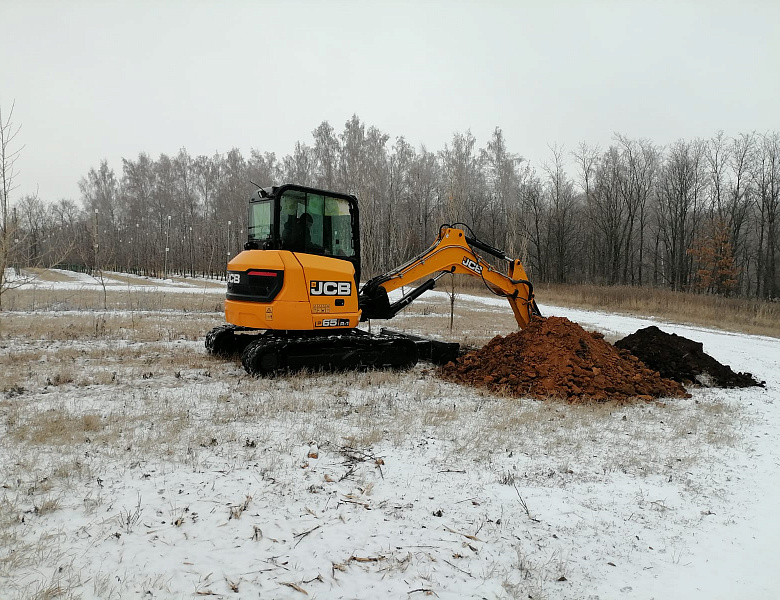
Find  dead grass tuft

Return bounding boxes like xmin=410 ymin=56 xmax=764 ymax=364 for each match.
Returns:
xmin=34 ymin=495 xmax=61 ymax=515
xmin=11 ymin=410 xmax=112 ymax=445
xmin=47 ymin=371 xmax=74 ymax=387
xmin=421 ymin=403 xmax=459 ymax=426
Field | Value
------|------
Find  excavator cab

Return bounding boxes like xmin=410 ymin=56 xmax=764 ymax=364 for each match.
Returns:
xmin=223 ymin=184 xmax=363 ymax=334
xmin=244 ymin=184 xmax=361 ymax=281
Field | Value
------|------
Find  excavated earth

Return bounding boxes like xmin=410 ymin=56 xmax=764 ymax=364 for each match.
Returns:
xmin=615 ymin=325 xmax=765 ymax=388
xmin=439 ymin=316 xmax=690 ymax=403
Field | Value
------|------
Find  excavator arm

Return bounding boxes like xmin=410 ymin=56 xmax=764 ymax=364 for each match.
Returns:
xmin=358 ymin=226 xmax=542 ymax=328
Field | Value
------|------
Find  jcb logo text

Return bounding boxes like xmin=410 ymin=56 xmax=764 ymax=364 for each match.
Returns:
xmin=310 ymin=281 xmax=352 ymax=296
xmin=462 ymin=257 xmax=483 ymax=274
xmin=227 ymin=272 xmax=241 ymax=284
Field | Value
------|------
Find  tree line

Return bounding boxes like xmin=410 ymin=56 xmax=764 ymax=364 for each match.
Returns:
xmin=3 ymin=113 xmax=779 ymax=299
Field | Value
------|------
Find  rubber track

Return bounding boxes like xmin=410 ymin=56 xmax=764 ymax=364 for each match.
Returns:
xmin=205 ymin=324 xmax=259 ymax=356
xmin=240 ymin=330 xmax=418 ymax=376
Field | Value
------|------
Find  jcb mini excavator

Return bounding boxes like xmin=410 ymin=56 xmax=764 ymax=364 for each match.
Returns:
xmin=205 ymin=183 xmax=541 ymax=375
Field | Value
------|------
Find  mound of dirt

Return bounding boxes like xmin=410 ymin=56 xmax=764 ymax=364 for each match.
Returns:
xmin=439 ymin=317 xmax=690 ymax=402
xmin=614 ymin=326 xmax=764 ymax=388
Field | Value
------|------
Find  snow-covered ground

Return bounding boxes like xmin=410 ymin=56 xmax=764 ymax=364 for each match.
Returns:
xmin=1 ymin=272 xmax=778 ymax=599
xmin=4 ymin=268 xmax=226 ymax=294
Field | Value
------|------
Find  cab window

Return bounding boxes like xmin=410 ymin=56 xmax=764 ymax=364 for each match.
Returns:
xmin=248 ymin=200 xmax=272 ymax=242
xmin=279 ymin=190 xmax=355 ymax=257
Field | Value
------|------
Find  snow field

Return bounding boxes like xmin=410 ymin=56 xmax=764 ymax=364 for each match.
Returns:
xmin=0 ymin=277 xmax=778 ymax=599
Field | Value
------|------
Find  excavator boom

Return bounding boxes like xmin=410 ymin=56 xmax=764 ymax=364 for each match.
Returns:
xmin=359 ymin=226 xmax=541 ymax=328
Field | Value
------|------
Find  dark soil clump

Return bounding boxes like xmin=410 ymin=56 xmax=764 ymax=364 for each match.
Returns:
xmin=439 ymin=317 xmax=690 ymax=402
xmin=615 ymin=326 xmax=764 ymax=388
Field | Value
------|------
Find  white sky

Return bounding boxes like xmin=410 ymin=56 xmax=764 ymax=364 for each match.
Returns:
xmin=2 ymin=0 xmax=779 ymax=203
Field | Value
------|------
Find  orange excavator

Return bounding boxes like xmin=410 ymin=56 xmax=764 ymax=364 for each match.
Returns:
xmin=205 ymin=183 xmax=541 ymax=375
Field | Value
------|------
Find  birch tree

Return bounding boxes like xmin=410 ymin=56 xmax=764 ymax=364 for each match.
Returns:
xmin=311 ymin=121 xmax=340 ymax=190
xmin=483 ymin=127 xmax=524 ymax=253
xmin=440 ymin=130 xmax=483 ymax=229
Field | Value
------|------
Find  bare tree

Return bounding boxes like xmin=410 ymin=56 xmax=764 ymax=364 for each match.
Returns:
xmin=518 ymin=172 xmax=549 ymax=280
xmin=589 ymin=146 xmax=625 ymax=284
xmin=572 ymin=142 xmax=600 ymax=280
xmin=615 ymin=135 xmax=659 ymax=285
xmin=483 ymin=127 xmax=525 ymax=254
xmin=248 ymin=149 xmax=281 ymax=188
xmin=50 ymin=198 xmax=81 ymax=268
xmin=338 ymin=115 xmax=391 ymax=276
xmin=542 ymin=145 xmax=578 ymax=283
xmin=388 ymin=136 xmax=416 ymax=266
xmin=440 ymin=130 xmax=484 ymax=229
xmin=656 ymin=139 xmax=707 ymax=290
xmin=16 ymin=193 xmax=48 ymax=264
xmin=408 ymin=145 xmax=440 ymax=253
xmin=726 ymin=133 xmax=757 ymax=291
xmin=753 ymin=132 xmax=780 ymax=298
xmin=0 ymin=102 xmax=25 ymax=307
xmin=311 ymin=121 xmax=340 ymax=190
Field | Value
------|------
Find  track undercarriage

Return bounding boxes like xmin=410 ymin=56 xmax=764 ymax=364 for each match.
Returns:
xmin=205 ymin=324 xmax=457 ymax=376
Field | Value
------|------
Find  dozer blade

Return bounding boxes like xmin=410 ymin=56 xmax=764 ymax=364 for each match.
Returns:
xmin=378 ymin=328 xmax=460 ymax=365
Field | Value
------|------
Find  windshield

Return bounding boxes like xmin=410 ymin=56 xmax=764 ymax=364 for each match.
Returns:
xmin=248 ymin=200 xmax=272 ymax=242
xmin=279 ymin=190 xmax=355 ymax=257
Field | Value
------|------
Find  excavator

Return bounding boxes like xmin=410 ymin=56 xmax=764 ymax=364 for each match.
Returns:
xmin=205 ymin=183 xmax=541 ymax=375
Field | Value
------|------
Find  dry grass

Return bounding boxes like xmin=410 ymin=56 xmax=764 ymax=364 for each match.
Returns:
xmin=96 ymin=272 xmax=159 ymax=286
xmin=5 ymin=274 xmax=777 ymax=337
xmin=166 ymin=274 xmax=225 ymax=288
xmin=537 ymin=282 xmax=780 ymax=338
xmin=11 ymin=410 xmax=112 ymax=445
xmin=0 ymin=310 xmax=221 ymax=342
xmin=22 ymin=268 xmax=79 ymax=283
xmin=0 ymin=287 xmax=752 ymax=479
xmin=383 ymin=297 xmax=516 ymax=347
xmin=33 ymin=496 xmax=61 ymax=516
xmin=2 ymin=286 xmax=224 ymax=313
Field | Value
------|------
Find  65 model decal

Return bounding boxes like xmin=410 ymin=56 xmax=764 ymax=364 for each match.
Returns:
xmin=310 ymin=281 xmax=352 ymax=296
xmin=316 ymin=318 xmax=351 ymax=327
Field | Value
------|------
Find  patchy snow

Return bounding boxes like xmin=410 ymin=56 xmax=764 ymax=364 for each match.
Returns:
xmin=13 ymin=268 xmax=226 ymax=294
xmin=1 ymin=283 xmax=778 ymax=599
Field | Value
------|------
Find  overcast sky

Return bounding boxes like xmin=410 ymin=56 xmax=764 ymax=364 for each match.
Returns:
xmin=2 ymin=0 xmax=779 ymax=204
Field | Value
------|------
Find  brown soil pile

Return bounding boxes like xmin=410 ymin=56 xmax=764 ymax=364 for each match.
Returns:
xmin=615 ymin=326 xmax=764 ymax=388
xmin=439 ymin=317 xmax=690 ymax=402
